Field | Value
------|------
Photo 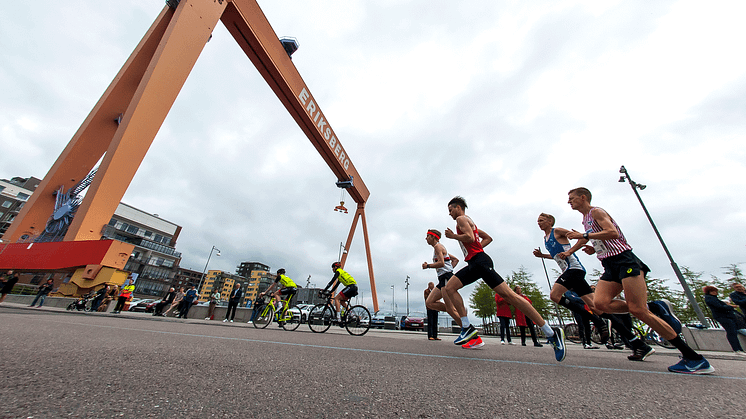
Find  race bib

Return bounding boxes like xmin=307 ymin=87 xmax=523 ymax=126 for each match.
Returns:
xmin=553 ymin=255 xmax=568 ymax=272
xmin=590 ymin=239 xmax=608 ymax=257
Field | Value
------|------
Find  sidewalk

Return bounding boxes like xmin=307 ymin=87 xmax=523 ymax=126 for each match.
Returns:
xmin=4 ymin=301 xmax=744 ymax=362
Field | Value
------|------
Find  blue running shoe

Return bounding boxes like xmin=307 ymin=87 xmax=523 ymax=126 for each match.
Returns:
xmin=648 ymin=300 xmax=682 ymax=334
xmin=546 ymin=326 xmax=566 ymax=362
xmin=668 ymin=357 xmax=715 ymax=374
xmin=454 ymin=325 xmax=478 ymax=345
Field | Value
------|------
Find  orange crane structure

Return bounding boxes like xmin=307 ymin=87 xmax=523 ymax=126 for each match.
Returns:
xmin=1 ymin=0 xmax=379 ymax=310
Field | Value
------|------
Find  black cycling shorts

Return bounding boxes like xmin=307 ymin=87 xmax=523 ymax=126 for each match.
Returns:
xmin=340 ymin=284 xmax=358 ymax=299
xmin=599 ymin=250 xmax=650 ymax=283
xmin=280 ymin=287 xmax=297 ymax=296
xmin=453 ymin=252 xmax=504 ymax=289
xmin=436 ymin=273 xmax=451 ymax=289
xmin=555 ymin=269 xmax=593 ymax=296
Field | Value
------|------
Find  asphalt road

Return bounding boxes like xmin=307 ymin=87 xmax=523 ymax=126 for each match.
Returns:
xmin=1 ymin=305 xmax=743 ymax=418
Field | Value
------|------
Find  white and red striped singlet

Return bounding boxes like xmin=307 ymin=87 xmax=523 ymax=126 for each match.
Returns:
xmin=582 ymin=207 xmax=632 ymax=260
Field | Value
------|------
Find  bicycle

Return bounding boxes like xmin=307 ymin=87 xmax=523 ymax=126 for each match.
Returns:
xmin=252 ymin=294 xmax=302 ymax=331
xmin=307 ymin=290 xmax=371 ymax=336
xmin=630 ymin=318 xmax=677 ymax=349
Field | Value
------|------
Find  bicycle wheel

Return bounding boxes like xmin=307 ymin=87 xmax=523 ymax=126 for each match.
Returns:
xmin=344 ymin=305 xmax=371 ymax=336
xmin=281 ymin=306 xmax=302 ymax=331
xmin=590 ymin=325 xmax=603 ymax=344
xmin=564 ymin=323 xmax=581 ymax=343
xmin=308 ymin=304 xmax=334 ymax=333
xmin=253 ymin=304 xmax=273 ymax=329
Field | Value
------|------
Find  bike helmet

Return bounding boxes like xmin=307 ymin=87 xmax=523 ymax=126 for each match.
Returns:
xmin=332 ymin=262 xmax=342 ymax=270
xmin=277 ymin=268 xmax=286 ymax=275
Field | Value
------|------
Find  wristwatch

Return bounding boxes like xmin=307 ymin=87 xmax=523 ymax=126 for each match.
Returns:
xmin=583 ymin=232 xmax=589 ymax=240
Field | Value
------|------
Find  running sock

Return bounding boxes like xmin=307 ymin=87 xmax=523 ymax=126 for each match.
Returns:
xmin=461 ymin=317 xmax=471 ymax=328
xmin=601 ymin=313 xmax=637 ymax=341
xmin=668 ymin=336 xmax=703 ymax=360
xmin=541 ymin=323 xmax=554 ymax=337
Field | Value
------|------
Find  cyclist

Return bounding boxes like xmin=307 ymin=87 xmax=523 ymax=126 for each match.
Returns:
xmin=323 ymin=262 xmax=358 ymax=321
xmin=260 ymin=268 xmax=298 ymax=318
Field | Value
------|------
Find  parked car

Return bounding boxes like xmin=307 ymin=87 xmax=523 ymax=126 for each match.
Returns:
xmin=402 ymin=312 xmax=426 ymax=331
xmin=296 ymin=304 xmax=315 ymax=322
xmin=128 ymin=299 xmax=158 ymax=312
xmin=372 ymin=310 xmax=397 ymax=329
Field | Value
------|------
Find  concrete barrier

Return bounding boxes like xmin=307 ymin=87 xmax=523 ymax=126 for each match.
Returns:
xmin=681 ymin=326 xmax=746 ymax=352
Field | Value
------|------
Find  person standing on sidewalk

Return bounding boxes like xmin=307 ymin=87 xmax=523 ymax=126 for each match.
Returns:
xmin=224 ymin=283 xmax=242 ymax=323
xmin=29 ymin=279 xmax=54 ymax=308
xmin=424 ymin=282 xmax=440 ymax=341
xmin=206 ymin=290 xmax=221 ymax=320
xmin=513 ymin=285 xmax=543 ymax=347
xmin=0 ymin=270 xmax=19 ymax=304
xmin=494 ymin=293 xmax=515 ymax=345
xmin=112 ymin=278 xmax=135 ymax=314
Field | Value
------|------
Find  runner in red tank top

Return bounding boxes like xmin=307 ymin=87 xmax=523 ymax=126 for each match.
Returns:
xmin=442 ymin=196 xmax=566 ymax=361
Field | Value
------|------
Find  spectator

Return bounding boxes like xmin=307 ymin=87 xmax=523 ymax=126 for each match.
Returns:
xmin=163 ymin=287 xmax=185 ymax=317
xmin=247 ymin=295 xmax=266 ymax=324
xmin=513 ymin=286 xmax=542 ymax=347
xmin=565 ymin=290 xmax=597 ymax=349
xmin=730 ymin=283 xmax=746 ymax=315
xmin=90 ymin=285 xmax=110 ymax=312
xmin=494 ymin=293 xmax=515 ymax=345
xmin=154 ymin=287 xmax=176 ymax=316
xmin=205 ymin=290 xmax=221 ymax=320
xmin=223 ymin=283 xmax=242 ymax=323
xmin=703 ymin=285 xmax=746 ymax=356
xmin=424 ymin=282 xmax=440 ymax=341
xmin=178 ymin=285 xmax=198 ymax=319
xmin=0 ymin=270 xmax=20 ymax=304
xmin=98 ymin=285 xmax=118 ymax=312
xmin=29 ymin=279 xmax=55 ymax=308
xmin=112 ymin=277 xmax=135 ymax=314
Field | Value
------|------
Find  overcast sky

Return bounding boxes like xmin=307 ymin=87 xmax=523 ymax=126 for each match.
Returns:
xmin=2 ymin=1 xmax=745 ymax=316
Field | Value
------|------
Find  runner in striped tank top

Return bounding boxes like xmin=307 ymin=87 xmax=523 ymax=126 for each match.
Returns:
xmin=565 ymin=187 xmax=713 ymax=374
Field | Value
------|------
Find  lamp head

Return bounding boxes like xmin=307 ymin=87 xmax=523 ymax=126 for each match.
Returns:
xmin=619 ymin=165 xmax=627 ymax=174
xmin=618 ymin=176 xmax=626 ymax=183
xmin=637 ymin=184 xmax=647 ymax=190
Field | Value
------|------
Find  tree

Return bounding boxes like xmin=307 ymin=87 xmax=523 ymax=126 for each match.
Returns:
xmin=506 ymin=266 xmax=553 ymax=320
xmin=469 ymin=281 xmax=496 ymax=325
xmin=721 ymin=263 xmax=744 ymax=284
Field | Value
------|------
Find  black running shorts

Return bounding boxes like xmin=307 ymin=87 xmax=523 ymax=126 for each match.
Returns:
xmin=436 ymin=273 xmax=451 ymax=289
xmin=453 ymin=252 xmax=504 ymax=289
xmin=599 ymin=250 xmax=650 ymax=283
xmin=556 ymin=268 xmax=593 ymax=296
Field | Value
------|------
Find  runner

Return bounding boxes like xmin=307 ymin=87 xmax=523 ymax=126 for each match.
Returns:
xmin=442 ymin=196 xmax=566 ymax=361
xmin=533 ymin=212 xmax=648 ymax=354
xmin=422 ymin=229 xmax=473 ymax=346
xmin=564 ymin=187 xmax=713 ymax=374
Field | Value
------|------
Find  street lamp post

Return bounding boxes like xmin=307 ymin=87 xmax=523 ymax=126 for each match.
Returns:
xmin=618 ymin=165 xmax=709 ymax=326
xmin=404 ymin=276 xmax=410 ymax=315
xmin=197 ymin=245 xmax=221 ymax=300
xmin=390 ymin=285 xmax=395 ymax=313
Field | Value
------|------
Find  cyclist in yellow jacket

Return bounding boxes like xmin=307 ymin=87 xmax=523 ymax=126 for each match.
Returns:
xmin=260 ymin=268 xmax=298 ymax=316
xmin=324 ymin=262 xmax=358 ymax=320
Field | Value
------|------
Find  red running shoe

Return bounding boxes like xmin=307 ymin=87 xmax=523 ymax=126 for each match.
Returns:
xmin=462 ymin=336 xmax=484 ymax=349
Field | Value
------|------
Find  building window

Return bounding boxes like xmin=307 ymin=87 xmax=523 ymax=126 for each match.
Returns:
xmin=108 ymin=218 xmax=117 ymax=226
xmin=16 ymin=192 xmax=29 ymax=200
xmin=1 ymin=201 xmax=11 ymax=208
xmin=126 ymin=225 xmax=139 ymax=234
xmin=144 ymin=230 xmax=153 ymax=237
